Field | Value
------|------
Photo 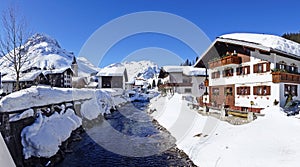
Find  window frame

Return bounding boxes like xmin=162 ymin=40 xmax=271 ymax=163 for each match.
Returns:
xmin=237 ymin=86 xmax=250 ymax=95
xmin=254 ymin=62 xmax=270 ymax=73
xmin=253 ymin=85 xmax=271 ymax=96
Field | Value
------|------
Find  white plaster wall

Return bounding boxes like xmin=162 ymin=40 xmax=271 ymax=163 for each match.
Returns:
xmin=235 ymin=82 xmax=280 ymax=109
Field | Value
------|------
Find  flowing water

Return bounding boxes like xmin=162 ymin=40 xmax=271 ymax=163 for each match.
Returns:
xmin=57 ymin=102 xmax=192 ymax=167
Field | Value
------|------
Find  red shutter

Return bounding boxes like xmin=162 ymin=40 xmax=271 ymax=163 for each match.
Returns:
xmin=266 ymin=63 xmax=270 ymax=72
xmin=253 ymin=86 xmax=258 ymax=95
xmin=253 ymin=64 xmax=258 ymax=73
xmin=266 ymin=86 xmax=271 ymax=95
xmin=246 ymin=66 xmax=250 ymax=74
xmin=247 ymin=87 xmax=250 ymax=95
xmin=236 ymin=67 xmax=241 ymax=75
xmin=237 ymin=87 xmax=240 ymax=95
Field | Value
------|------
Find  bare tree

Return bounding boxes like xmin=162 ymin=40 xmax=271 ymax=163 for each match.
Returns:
xmin=0 ymin=6 xmax=30 ymax=91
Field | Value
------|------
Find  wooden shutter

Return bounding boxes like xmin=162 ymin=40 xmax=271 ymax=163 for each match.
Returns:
xmin=236 ymin=67 xmax=241 ymax=75
xmin=246 ymin=87 xmax=250 ymax=95
xmin=246 ymin=66 xmax=250 ymax=74
xmin=266 ymin=86 xmax=271 ymax=95
xmin=237 ymin=87 xmax=240 ymax=95
xmin=253 ymin=86 xmax=258 ymax=95
xmin=266 ymin=63 xmax=270 ymax=72
xmin=253 ymin=64 xmax=258 ymax=73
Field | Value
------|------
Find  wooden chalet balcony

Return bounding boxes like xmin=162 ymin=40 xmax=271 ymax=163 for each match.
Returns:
xmin=209 ymin=55 xmax=241 ymax=69
xmin=272 ymin=71 xmax=300 ymax=83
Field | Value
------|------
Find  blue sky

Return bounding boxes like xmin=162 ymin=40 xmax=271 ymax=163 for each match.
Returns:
xmin=1 ymin=0 xmax=300 ymax=67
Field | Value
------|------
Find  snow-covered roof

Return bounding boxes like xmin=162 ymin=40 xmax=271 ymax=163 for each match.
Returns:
xmin=134 ymin=79 xmax=147 ymax=86
xmin=162 ymin=66 xmax=184 ymax=73
xmin=96 ymin=66 xmax=126 ymax=77
xmin=2 ymin=70 xmax=44 ymax=82
xmin=162 ymin=66 xmax=206 ymax=76
xmin=182 ymin=66 xmax=206 ymax=76
xmin=219 ymin=33 xmax=300 ymax=57
xmin=43 ymin=67 xmax=73 ymax=75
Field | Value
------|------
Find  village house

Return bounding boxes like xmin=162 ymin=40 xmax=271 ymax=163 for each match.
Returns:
xmin=195 ymin=33 xmax=300 ymax=113
xmin=96 ymin=66 xmax=128 ymax=89
xmin=1 ymin=70 xmax=48 ymax=94
xmin=158 ymin=66 xmax=207 ymax=96
xmin=43 ymin=67 xmax=73 ymax=88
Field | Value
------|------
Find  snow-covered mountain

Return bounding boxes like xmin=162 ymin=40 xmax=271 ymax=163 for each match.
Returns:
xmin=107 ymin=61 xmax=159 ymax=82
xmin=0 ymin=33 xmax=99 ymax=77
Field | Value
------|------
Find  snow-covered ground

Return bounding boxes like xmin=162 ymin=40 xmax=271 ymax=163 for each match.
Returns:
xmin=0 ymin=133 xmax=15 ymax=166
xmin=150 ymin=93 xmax=300 ymax=167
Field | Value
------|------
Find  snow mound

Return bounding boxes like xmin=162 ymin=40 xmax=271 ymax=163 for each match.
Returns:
xmin=21 ymin=109 xmax=81 ymax=159
xmin=220 ymin=33 xmax=300 ymax=57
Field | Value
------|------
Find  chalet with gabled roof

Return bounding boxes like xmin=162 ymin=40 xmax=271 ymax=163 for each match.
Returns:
xmin=195 ymin=33 xmax=300 ymax=113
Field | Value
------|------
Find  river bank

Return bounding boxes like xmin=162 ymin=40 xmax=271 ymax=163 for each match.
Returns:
xmin=56 ymin=101 xmax=196 ymax=166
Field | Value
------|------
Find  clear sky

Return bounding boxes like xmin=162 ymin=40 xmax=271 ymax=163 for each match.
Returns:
xmin=1 ymin=0 xmax=300 ymax=67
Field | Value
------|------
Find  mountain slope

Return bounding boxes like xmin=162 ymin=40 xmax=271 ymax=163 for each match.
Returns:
xmin=107 ymin=61 xmax=159 ymax=82
xmin=0 ymin=33 xmax=99 ymax=77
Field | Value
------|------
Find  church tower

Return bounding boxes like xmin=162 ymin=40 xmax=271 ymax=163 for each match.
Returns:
xmin=71 ymin=56 xmax=78 ymax=77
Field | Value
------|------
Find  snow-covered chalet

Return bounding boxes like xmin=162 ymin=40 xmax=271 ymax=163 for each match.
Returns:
xmin=158 ymin=66 xmax=207 ymax=96
xmin=96 ymin=66 xmax=128 ymax=89
xmin=195 ymin=33 xmax=300 ymax=113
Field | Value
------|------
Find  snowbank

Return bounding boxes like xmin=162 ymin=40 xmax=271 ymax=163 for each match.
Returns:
xmin=150 ymin=94 xmax=300 ymax=167
xmin=9 ymin=109 xmax=34 ymax=122
xmin=0 ymin=132 xmax=15 ymax=166
xmin=21 ymin=109 xmax=81 ymax=159
xmin=0 ymin=86 xmax=130 ymax=159
xmin=0 ymin=86 xmax=124 ymax=113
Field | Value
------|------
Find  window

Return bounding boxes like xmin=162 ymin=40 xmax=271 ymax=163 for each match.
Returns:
xmin=224 ymin=87 xmax=233 ymax=96
xmin=236 ymin=66 xmax=250 ymax=75
xmin=289 ymin=63 xmax=298 ymax=74
xmin=285 ymin=84 xmax=298 ymax=96
xmin=253 ymin=86 xmax=271 ymax=95
xmin=184 ymin=88 xmax=192 ymax=93
xmin=212 ymin=88 xmax=219 ymax=95
xmin=211 ymin=71 xmax=220 ymax=79
xmin=254 ymin=62 xmax=270 ymax=73
xmin=276 ymin=62 xmax=298 ymax=73
xmin=276 ymin=61 xmax=287 ymax=71
xmin=223 ymin=68 xmax=234 ymax=77
xmin=237 ymin=86 xmax=250 ymax=95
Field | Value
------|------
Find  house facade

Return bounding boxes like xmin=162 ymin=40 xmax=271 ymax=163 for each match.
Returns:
xmin=43 ymin=67 xmax=73 ymax=88
xmin=195 ymin=33 xmax=300 ymax=113
xmin=159 ymin=66 xmax=207 ymax=96
xmin=1 ymin=70 xmax=48 ymax=94
xmin=96 ymin=66 xmax=128 ymax=89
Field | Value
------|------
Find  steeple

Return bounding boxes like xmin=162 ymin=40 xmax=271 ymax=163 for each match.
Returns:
xmin=71 ymin=56 xmax=78 ymax=77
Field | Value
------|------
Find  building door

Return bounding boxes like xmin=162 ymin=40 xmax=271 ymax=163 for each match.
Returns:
xmin=225 ymin=85 xmax=235 ymax=108
xmin=102 ymin=76 xmax=112 ymax=88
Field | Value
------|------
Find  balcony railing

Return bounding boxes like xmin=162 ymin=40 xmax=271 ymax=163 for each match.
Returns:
xmin=208 ymin=55 xmax=241 ymax=68
xmin=272 ymin=71 xmax=300 ymax=83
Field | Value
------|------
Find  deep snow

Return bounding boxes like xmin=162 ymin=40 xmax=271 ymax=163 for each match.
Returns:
xmin=0 ymin=86 xmax=129 ymax=159
xmin=150 ymin=93 xmax=300 ymax=167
